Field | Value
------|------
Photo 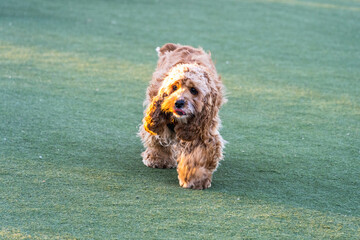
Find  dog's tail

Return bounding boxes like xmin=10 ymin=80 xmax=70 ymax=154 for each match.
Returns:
xmin=155 ymin=47 xmax=161 ymax=57
xmin=156 ymin=43 xmax=179 ymax=57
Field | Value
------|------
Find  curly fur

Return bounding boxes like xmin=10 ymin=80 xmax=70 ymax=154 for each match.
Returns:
xmin=139 ymin=43 xmax=226 ymax=190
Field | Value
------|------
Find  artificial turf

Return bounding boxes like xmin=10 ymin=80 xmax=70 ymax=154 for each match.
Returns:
xmin=1 ymin=0 xmax=359 ymax=239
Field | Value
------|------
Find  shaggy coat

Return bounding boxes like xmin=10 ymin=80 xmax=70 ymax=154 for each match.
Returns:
xmin=139 ymin=43 xmax=226 ymax=189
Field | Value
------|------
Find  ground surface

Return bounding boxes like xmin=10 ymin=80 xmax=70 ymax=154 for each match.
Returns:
xmin=1 ymin=0 xmax=359 ymax=239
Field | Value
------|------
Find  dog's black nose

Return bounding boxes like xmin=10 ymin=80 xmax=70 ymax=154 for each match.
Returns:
xmin=175 ymin=100 xmax=185 ymax=109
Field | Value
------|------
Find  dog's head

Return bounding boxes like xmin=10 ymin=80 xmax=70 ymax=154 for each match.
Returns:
xmin=158 ymin=63 xmax=224 ymax=141
xmin=158 ymin=64 xmax=212 ymax=123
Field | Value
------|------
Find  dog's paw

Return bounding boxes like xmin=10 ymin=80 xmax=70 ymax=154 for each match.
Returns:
xmin=177 ymin=166 xmax=212 ymax=190
xmin=142 ymin=150 xmax=177 ymax=169
xmin=143 ymin=159 xmax=177 ymax=169
xmin=179 ymin=177 xmax=211 ymax=190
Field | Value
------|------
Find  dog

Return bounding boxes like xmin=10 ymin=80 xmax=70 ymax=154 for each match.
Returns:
xmin=139 ymin=43 xmax=226 ymax=189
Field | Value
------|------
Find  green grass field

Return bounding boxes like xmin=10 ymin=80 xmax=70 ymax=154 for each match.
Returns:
xmin=1 ymin=0 xmax=359 ymax=239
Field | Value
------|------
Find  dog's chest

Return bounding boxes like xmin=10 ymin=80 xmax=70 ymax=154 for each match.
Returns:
xmin=167 ymin=123 xmax=175 ymax=133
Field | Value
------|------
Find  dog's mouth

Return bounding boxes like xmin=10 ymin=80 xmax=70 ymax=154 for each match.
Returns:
xmin=174 ymin=108 xmax=186 ymax=116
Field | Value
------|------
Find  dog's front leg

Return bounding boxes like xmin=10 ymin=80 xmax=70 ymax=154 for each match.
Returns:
xmin=176 ymin=143 xmax=219 ymax=190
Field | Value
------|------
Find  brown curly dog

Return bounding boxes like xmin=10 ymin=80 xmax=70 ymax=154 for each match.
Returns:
xmin=139 ymin=43 xmax=226 ymax=190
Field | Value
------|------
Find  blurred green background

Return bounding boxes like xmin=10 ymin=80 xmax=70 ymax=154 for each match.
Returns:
xmin=1 ymin=0 xmax=359 ymax=239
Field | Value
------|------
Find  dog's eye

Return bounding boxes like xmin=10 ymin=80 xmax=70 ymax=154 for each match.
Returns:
xmin=172 ymin=85 xmax=178 ymax=91
xmin=190 ymin=87 xmax=198 ymax=95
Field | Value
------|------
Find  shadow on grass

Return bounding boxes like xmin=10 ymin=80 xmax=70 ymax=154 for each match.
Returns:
xmin=210 ymin=153 xmax=359 ymax=217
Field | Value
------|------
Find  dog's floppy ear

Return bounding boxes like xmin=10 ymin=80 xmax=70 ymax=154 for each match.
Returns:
xmin=157 ymin=43 xmax=179 ymax=56
xmin=196 ymin=92 xmax=217 ymax=131
xmin=143 ymin=95 xmax=170 ymax=135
